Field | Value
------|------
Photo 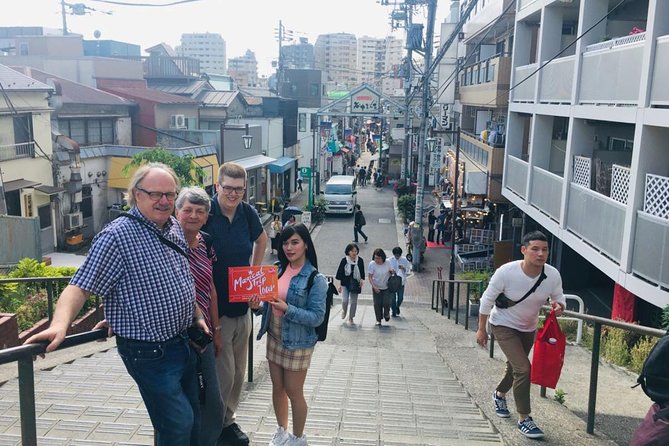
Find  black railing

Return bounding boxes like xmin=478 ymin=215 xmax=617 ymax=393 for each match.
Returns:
xmin=431 ymin=279 xmax=483 ymax=331
xmin=430 ymin=281 xmax=667 ymax=436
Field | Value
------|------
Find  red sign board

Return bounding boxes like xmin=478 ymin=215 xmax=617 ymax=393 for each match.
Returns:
xmin=228 ymin=266 xmax=279 ymax=302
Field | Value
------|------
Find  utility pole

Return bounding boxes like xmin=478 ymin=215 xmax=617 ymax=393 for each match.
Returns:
xmin=274 ymin=20 xmax=293 ymax=93
xmin=411 ymin=0 xmax=437 ymax=271
xmin=61 ymin=0 xmax=68 ymax=35
xmin=402 ymin=4 xmax=413 ymax=181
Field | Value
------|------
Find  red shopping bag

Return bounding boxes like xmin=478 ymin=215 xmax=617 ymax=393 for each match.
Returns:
xmin=531 ymin=310 xmax=566 ymax=389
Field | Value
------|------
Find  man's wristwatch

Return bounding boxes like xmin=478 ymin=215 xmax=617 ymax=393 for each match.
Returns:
xmin=214 ymin=326 xmax=222 ymax=332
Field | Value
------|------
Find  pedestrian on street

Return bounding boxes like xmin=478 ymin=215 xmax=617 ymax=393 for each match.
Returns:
xmin=368 ymin=248 xmax=395 ymax=326
xmin=203 ymin=162 xmax=268 ymax=446
xmin=358 ymin=167 xmax=366 ymax=187
xmin=269 ymin=215 xmax=282 ymax=255
xmin=335 ymin=243 xmax=365 ymax=325
xmin=284 ymin=215 xmax=297 ymax=229
xmin=175 ymin=186 xmax=225 ymax=446
xmin=427 ymin=210 xmax=436 ymax=243
xmin=297 ymin=177 xmax=303 ymax=192
xmin=475 ymin=230 xmax=565 ymax=440
xmin=388 ymin=246 xmax=411 ymax=317
xmin=353 ymin=204 xmax=368 ymax=244
xmin=251 ymin=223 xmax=327 ymax=446
xmin=26 ymin=163 xmax=207 ymax=446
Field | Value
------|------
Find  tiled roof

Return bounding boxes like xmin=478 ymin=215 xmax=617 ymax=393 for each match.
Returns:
xmin=10 ymin=66 xmax=133 ymax=106
xmin=0 ymin=64 xmax=51 ymax=91
xmin=152 ymin=80 xmax=212 ymax=97
xmin=102 ymin=86 xmax=199 ymax=104
xmin=198 ymin=90 xmax=246 ymax=107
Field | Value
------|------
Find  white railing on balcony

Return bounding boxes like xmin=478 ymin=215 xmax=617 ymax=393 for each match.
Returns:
xmin=584 ymin=32 xmax=646 ymax=53
xmin=518 ymin=0 xmax=539 ymax=10
xmin=512 ymin=63 xmax=538 ymax=102
xmin=644 ymin=174 xmax=669 ymax=220
xmin=632 ymin=211 xmax=669 ymax=289
xmin=567 ymin=183 xmax=625 ymax=262
xmin=650 ymin=35 xmax=669 ymax=106
xmin=580 ymin=37 xmax=644 ymax=105
xmin=610 ymin=164 xmax=631 ymax=205
xmin=0 ymin=142 xmax=35 ymax=162
xmin=539 ymin=56 xmax=574 ymax=103
xmin=573 ymin=155 xmax=592 ymax=188
xmin=531 ymin=167 xmax=563 ymax=222
xmin=505 ymin=156 xmax=529 ymax=199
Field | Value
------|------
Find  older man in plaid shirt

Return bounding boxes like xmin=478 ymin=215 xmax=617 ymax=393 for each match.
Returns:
xmin=27 ymin=163 xmax=207 ymax=446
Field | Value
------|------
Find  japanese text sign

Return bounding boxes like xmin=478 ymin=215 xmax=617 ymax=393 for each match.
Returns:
xmin=228 ymin=266 xmax=279 ymax=302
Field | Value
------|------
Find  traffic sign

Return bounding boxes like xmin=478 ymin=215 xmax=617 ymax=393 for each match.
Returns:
xmin=299 ymin=167 xmax=311 ymax=177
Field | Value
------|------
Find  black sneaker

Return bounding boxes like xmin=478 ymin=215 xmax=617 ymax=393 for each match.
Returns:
xmin=492 ymin=391 xmax=510 ymax=418
xmin=517 ymin=416 xmax=544 ymax=439
xmin=220 ymin=423 xmax=249 ymax=445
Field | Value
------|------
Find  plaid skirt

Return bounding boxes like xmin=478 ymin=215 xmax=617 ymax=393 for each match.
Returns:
xmin=266 ymin=315 xmax=313 ymax=371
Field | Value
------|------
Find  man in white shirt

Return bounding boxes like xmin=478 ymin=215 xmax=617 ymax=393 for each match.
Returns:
xmin=475 ymin=231 xmax=565 ymax=440
xmin=388 ymin=246 xmax=411 ymax=317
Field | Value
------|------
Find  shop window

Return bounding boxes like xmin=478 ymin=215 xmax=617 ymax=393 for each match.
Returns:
xmin=248 ymin=175 xmax=256 ymax=203
xmin=38 ymin=204 xmax=51 ymax=230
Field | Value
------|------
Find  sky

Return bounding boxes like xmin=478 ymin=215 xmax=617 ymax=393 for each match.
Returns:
xmin=0 ymin=0 xmax=452 ymax=76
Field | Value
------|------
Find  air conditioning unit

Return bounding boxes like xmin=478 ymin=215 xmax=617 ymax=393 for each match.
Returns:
xmin=170 ymin=114 xmax=187 ymax=129
xmin=65 ymin=212 xmax=83 ymax=230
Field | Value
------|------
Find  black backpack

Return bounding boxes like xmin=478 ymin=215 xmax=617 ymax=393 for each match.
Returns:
xmin=636 ymin=332 xmax=669 ymax=419
xmin=306 ymin=271 xmax=337 ymax=342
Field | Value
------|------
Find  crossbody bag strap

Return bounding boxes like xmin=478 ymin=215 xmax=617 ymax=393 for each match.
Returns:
xmin=514 ymin=266 xmax=547 ymax=306
xmin=119 ymin=212 xmax=188 ymax=258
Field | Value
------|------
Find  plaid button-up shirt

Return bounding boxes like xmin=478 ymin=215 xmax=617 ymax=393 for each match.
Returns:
xmin=71 ymin=207 xmax=195 ymax=341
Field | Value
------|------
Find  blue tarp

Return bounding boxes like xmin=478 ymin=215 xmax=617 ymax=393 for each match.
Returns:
xmin=268 ymin=156 xmax=295 ymax=174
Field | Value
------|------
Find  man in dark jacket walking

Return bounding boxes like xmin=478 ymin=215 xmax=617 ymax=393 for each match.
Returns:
xmin=353 ymin=204 xmax=368 ymax=243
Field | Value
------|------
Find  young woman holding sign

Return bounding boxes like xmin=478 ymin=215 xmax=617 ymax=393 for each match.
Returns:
xmin=251 ymin=223 xmax=327 ymax=446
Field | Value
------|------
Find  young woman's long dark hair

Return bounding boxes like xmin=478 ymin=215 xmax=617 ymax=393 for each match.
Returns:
xmin=277 ymin=223 xmax=318 ymax=272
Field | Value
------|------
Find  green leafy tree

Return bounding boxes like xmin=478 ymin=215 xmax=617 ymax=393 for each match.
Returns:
xmin=397 ymin=194 xmax=416 ymax=223
xmin=122 ymin=148 xmax=205 ymax=187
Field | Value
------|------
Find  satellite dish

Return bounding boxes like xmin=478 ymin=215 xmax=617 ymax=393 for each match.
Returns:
xmin=94 ymin=30 xmax=101 ymax=39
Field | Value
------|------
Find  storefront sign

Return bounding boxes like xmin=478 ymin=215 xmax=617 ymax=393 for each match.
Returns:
xmin=350 ymin=87 xmax=380 ymax=114
xmin=301 ymin=211 xmax=311 ymax=227
xmin=228 ymin=266 xmax=279 ymax=302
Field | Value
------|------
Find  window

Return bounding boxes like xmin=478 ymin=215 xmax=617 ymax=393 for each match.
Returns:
xmin=298 ymin=113 xmax=307 ymax=132
xmin=38 ymin=204 xmax=51 ymax=230
xmin=81 ymin=185 xmax=93 ymax=219
xmin=248 ymin=175 xmax=256 ymax=202
xmin=310 ymin=83 xmax=319 ymax=96
xmin=60 ymin=119 xmax=115 ymax=146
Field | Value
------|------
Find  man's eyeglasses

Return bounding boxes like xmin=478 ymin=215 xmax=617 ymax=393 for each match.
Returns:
xmin=136 ymin=187 xmax=177 ymax=201
xmin=219 ymin=185 xmax=246 ymax=195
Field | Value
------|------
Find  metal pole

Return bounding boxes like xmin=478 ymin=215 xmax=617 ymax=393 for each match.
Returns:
xmin=18 ymin=357 xmax=37 ymax=446
xmin=402 ymin=4 xmax=413 ymax=180
xmin=448 ymin=129 xmax=461 ymax=307
xmin=411 ymin=0 xmax=437 ymax=272
xmin=587 ymin=322 xmax=602 ymax=434
xmin=247 ymin=312 xmax=254 ymax=383
xmin=61 ymin=0 xmax=68 ymax=35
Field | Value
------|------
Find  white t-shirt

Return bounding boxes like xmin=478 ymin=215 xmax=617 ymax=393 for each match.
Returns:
xmin=388 ymin=256 xmax=411 ymax=285
xmin=368 ymin=260 xmax=393 ymax=290
xmin=479 ymin=260 xmax=565 ymax=332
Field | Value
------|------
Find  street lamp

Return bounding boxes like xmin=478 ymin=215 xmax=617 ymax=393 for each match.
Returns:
xmin=242 ymin=134 xmax=253 ymax=150
xmin=426 ymin=137 xmax=437 ymax=153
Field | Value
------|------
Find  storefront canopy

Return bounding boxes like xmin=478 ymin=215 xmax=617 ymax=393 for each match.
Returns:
xmin=3 ymin=179 xmax=40 ymax=192
xmin=268 ymin=156 xmax=294 ymax=174
xmin=235 ymin=154 xmax=276 ymax=171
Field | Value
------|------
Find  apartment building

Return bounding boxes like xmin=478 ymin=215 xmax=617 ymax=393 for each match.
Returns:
xmin=357 ymin=36 xmax=386 ymax=86
xmin=504 ymin=0 xmax=668 ymax=309
xmin=177 ymin=32 xmax=227 ymax=75
xmin=228 ymin=49 xmax=259 ymax=87
xmin=314 ymin=33 xmax=357 ymax=90
xmin=282 ymin=37 xmax=315 ymax=69
xmin=381 ymin=35 xmax=405 ymax=96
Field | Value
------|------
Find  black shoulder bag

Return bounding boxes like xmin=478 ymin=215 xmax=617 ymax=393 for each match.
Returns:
xmin=495 ymin=266 xmax=547 ymax=309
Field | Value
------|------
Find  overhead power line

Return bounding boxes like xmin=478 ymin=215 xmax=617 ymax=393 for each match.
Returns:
xmin=89 ymin=0 xmax=202 ymax=6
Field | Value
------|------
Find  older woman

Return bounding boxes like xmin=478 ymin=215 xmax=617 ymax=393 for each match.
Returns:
xmin=368 ymin=248 xmax=394 ymax=326
xmin=335 ymin=243 xmax=365 ymax=325
xmin=175 ymin=187 xmax=223 ymax=446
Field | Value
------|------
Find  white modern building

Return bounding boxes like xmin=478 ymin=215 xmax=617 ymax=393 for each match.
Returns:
xmin=228 ymin=49 xmax=259 ymax=87
xmin=381 ymin=35 xmax=405 ymax=96
xmin=357 ymin=36 xmax=386 ymax=86
xmin=504 ymin=0 xmax=669 ymax=308
xmin=314 ymin=33 xmax=358 ymax=90
xmin=177 ymin=32 xmax=227 ymax=74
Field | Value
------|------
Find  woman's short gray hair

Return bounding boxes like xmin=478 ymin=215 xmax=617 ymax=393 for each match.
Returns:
xmin=175 ymin=186 xmax=211 ymax=212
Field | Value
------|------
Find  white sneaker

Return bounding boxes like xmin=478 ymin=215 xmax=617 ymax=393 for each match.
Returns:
xmin=289 ymin=433 xmax=308 ymax=446
xmin=269 ymin=426 xmax=290 ymax=446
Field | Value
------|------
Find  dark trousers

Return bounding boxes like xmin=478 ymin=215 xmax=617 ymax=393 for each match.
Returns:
xmin=427 ymin=227 xmax=435 ymax=242
xmin=372 ymin=289 xmax=391 ymax=321
xmin=353 ymin=225 xmax=368 ymax=242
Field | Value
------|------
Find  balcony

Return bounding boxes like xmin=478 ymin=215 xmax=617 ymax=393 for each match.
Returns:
xmin=579 ymin=33 xmax=646 ymax=106
xmin=511 ymin=63 xmax=538 ymax=102
xmin=650 ymin=35 xmax=669 ymax=106
xmin=123 ymin=55 xmax=201 ymax=79
xmin=459 ymin=55 xmax=511 ymax=107
xmin=530 ymin=167 xmax=564 ymax=222
xmin=518 ymin=0 xmax=539 ymax=10
xmin=505 ymin=155 xmax=529 ymax=199
xmin=0 ymin=142 xmax=35 ymax=162
xmin=539 ymin=56 xmax=574 ymax=104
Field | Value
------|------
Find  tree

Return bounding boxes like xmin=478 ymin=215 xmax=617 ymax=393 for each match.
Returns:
xmin=122 ymin=148 xmax=205 ymax=187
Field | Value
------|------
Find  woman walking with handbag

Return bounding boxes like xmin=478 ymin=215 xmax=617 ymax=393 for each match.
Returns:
xmin=368 ymin=248 xmax=395 ymax=326
xmin=269 ymin=215 xmax=282 ymax=255
xmin=335 ymin=243 xmax=365 ymax=325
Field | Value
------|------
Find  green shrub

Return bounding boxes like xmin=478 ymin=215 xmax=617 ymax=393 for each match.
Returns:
xmin=308 ymin=198 xmax=327 ymax=225
xmin=554 ymin=388 xmax=567 ymax=405
xmin=661 ymin=305 xmax=669 ymax=331
xmin=630 ymin=336 xmax=657 ymax=374
xmin=455 ymin=270 xmax=493 ymax=303
xmin=397 ymin=194 xmax=416 ymax=223
xmin=557 ymin=319 xmax=580 ymax=343
xmin=602 ymin=327 xmax=631 ymax=367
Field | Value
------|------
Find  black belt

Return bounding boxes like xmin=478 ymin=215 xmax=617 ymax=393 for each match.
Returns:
xmin=116 ymin=330 xmax=188 ymax=346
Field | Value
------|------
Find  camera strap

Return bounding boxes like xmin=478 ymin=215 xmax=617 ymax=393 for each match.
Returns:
xmin=119 ymin=212 xmax=187 ymax=258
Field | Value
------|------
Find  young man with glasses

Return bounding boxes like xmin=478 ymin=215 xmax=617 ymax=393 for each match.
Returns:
xmin=203 ymin=162 xmax=268 ymax=446
xmin=27 ymin=163 xmax=207 ymax=446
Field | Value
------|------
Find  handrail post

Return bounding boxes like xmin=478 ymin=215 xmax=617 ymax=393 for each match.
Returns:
xmin=454 ymin=282 xmax=460 ymax=325
xmin=18 ymin=357 xmax=37 ymax=446
xmin=46 ymin=280 xmax=54 ymax=323
xmin=587 ymin=322 xmax=602 ymax=434
xmin=465 ymin=282 xmax=470 ymax=330
xmin=540 ymin=386 xmax=547 ymax=398
xmin=247 ymin=311 xmax=254 ymax=383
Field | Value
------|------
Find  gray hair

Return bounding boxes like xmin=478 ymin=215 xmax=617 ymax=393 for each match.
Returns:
xmin=127 ymin=162 xmax=180 ymax=207
xmin=175 ymin=186 xmax=211 ymax=212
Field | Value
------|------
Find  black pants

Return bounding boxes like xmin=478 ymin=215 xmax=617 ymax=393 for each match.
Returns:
xmin=427 ymin=227 xmax=435 ymax=242
xmin=372 ymin=289 xmax=391 ymax=321
xmin=353 ymin=225 xmax=367 ymax=242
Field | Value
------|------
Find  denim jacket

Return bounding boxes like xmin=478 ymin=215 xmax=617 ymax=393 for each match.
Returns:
xmin=256 ymin=261 xmax=327 ymax=349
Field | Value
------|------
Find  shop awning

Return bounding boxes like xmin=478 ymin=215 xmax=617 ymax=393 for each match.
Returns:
xmin=35 ymin=185 xmax=65 ymax=195
xmin=268 ymin=156 xmax=294 ymax=174
xmin=3 ymin=179 xmax=41 ymax=192
xmin=235 ymin=154 xmax=276 ymax=171
xmin=339 ymin=147 xmax=350 ymax=153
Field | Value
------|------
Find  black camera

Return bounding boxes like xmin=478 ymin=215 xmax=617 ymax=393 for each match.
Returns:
xmin=187 ymin=326 xmax=212 ymax=349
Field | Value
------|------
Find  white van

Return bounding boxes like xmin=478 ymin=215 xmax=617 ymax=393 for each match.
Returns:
xmin=321 ymin=175 xmax=357 ymax=214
